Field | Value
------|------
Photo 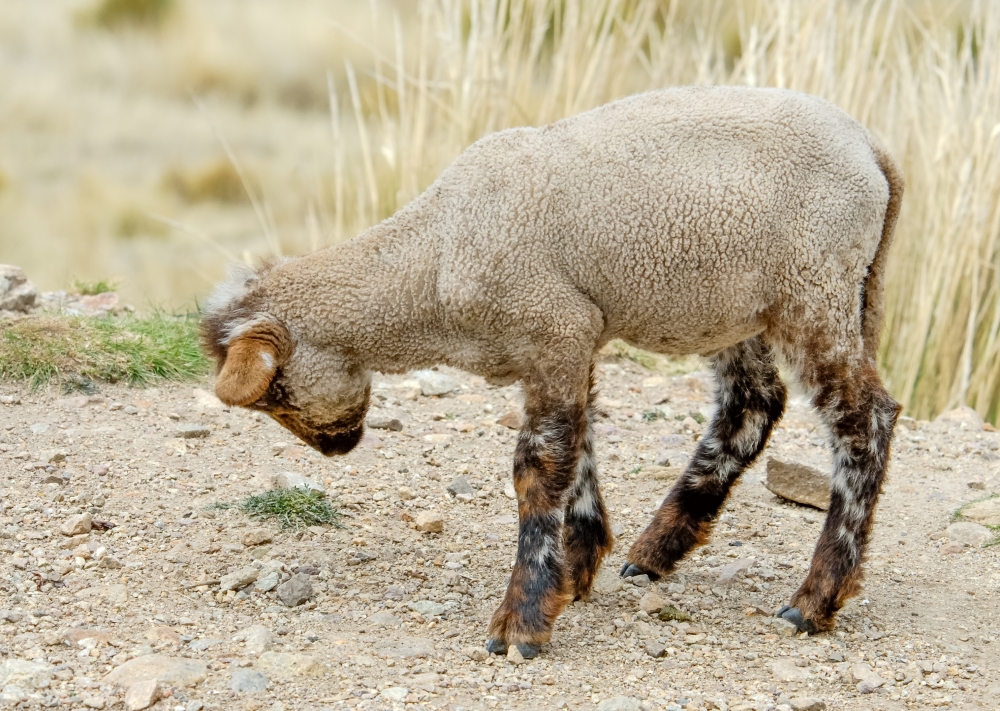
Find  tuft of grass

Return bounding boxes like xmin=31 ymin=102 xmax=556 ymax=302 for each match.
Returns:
xmin=162 ymin=160 xmax=249 ymax=204
xmin=71 ymin=277 xmax=120 ymax=296
xmin=115 ymin=208 xmax=169 ymax=240
xmin=642 ymin=409 xmax=667 ymax=422
xmin=0 ymin=311 xmax=209 ymax=388
xmin=211 ymin=487 xmax=341 ymax=530
xmin=89 ymin=0 xmax=174 ymax=30
xmin=657 ymin=605 xmax=693 ymax=623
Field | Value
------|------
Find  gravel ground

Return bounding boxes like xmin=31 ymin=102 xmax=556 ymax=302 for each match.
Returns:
xmin=1 ymin=356 xmax=999 ymax=711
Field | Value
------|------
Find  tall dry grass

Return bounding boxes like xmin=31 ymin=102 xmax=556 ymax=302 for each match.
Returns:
xmin=313 ymin=0 xmax=999 ymax=423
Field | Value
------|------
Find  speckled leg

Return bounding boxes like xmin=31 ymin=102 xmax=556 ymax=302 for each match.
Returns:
xmin=623 ymin=336 xmax=786 ymax=579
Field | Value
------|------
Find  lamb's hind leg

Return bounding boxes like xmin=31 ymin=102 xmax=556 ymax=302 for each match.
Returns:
xmin=621 ymin=336 xmax=786 ymax=579
xmin=777 ymin=358 xmax=900 ymax=633
xmin=563 ymin=373 xmax=613 ymax=600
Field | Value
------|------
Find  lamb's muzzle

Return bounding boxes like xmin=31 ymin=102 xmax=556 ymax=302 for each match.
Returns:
xmin=202 ymin=85 xmax=904 ymax=655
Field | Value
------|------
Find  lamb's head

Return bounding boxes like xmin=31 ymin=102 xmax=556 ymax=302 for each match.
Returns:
xmin=202 ymin=264 xmax=370 ymax=456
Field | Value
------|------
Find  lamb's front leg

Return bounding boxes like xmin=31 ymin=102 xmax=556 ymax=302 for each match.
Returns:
xmin=486 ymin=400 xmax=586 ymax=658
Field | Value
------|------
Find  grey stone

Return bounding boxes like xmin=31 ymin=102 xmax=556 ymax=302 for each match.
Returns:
xmin=220 ymin=565 xmax=259 ymax=592
xmin=645 ymin=642 xmax=666 ymax=658
xmin=764 ymin=458 xmax=830 ymax=510
xmin=254 ymin=570 xmax=280 ymax=592
xmin=717 ymin=557 xmax=756 ymax=585
xmin=935 ymin=406 xmax=984 ymax=430
xmin=229 ymin=668 xmax=268 ymax=693
xmin=947 ymin=521 xmax=993 ymax=547
xmin=104 ymin=655 xmax=207 ymax=687
xmin=596 ymin=697 xmax=641 ymax=711
xmin=409 ymin=600 xmax=446 ymax=616
xmin=255 ymin=652 xmax=324 ymax=678
xmin=366 ymin=414 xmax=403 ymax=431
xmin=232 ymin=626 xmax=273 ymax=657
xmin=0 ymin=660 xmax=52 ymax=689
xmin=123 ymin=680 xmax=160 ymax=711
xmin=414 ymin=369 xmax=457 ymax=396
xmin=277 ymin=573 xmax=313 ymax=607
xmin=173 ymin=424 xmax=211 ymax=439
xmin=789 ymin=698 xmax=827 ymax=711
xmin=446 ymin=475 xmax=475 ymax=498
xmin=273 ymin=472 xmax=324 ymax=493
xmin=638 ymin=592 xmax=666 ymax=614
xmin=189 ymin=638 xmax=222 ymax=651
xmin=380 ymin=687 xmax=409 ymax=702
xmin=625 ymin=573 xmax=650 ymax=587
xmin=0 ymin=685 xmax=26 ymax=705
xmin=0 ymin=265 xmax=38 ymax=313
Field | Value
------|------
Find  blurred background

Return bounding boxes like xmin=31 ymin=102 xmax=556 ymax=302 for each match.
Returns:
xmin=0 ymin=0 xmax=998 ymax=421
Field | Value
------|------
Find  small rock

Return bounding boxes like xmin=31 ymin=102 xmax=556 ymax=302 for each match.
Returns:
xmin=771 ymin=657 xmax=812 ymax=682
xmin=220 ymin=565 xmax=259 ymax=592
xmin=254 ymin=570 xmax=280 ymax=592
xmin=0 ymin=659 xmax=52 ymax=689
xmin=0 ymin=264 xmax=39 ymax=313
xmin=769 ymin=617 xmax=798 ymax=637
xmin=941 ymin=541 xmax=965 ymax=555
xmin=174 ymin=424 xmax=211 ymax=439
xmin=596 ymin=696 xmax=641 ymax=711
xmin=414 ymin=369 xmax=457 ymax=396
xmin=241 ymin=528 xmax=273 ymax=547
xmin=947 ymin=521 xmax=993 ymax=547
xmin=277 ymin=573 xmax=314 ymax=607
xmin=414 ymin=511 xmax=444 ymax=533
xmin=466 ymin=647 xmax=488 ymax=662
xmin=638 ymin=592 xmax=666 ymax=615
xmin=123 ymin=680 xmax=160 ymax=711
xmin=717 ymin=557 xmax=756 ymax=585
xmin=232 ymin=626 xmax=273 ymax=657
xmin=961 ymin=497 xmax=1000 ymax=527
xmin=789 ymin=698 xmax=826 ymax=711
xmin=43 ymin=450 xmax=67 ymax=463
xmin=506 ymin=645 xmax=525 ymax=665
xmin=380 ymin=687 xmax=409 ymax=702
xmin=446 ymin=475 xmax=475 ymax=499
xmin=645 ymin=642 xmax=666 ymax=658
xmin=104 ymin=654 xmax=207 ymax=687
xmin=255 ymin=652 xmax=324 ymax=679
xmin=409 ymin=600 xmax=446 ymax=616
xmin=503 ymin=481 xmax=517 ymax=500
xmin=230 ymin=668 xmax=268 ymax=693
xmin=367 ymin=611 xmax=402 ymax=628
xmin=273 ymin=472 xmax=324 ymax=493
xmin=81 ymin=695 xmax=106 ymax=709
xmin=625 ymin=573 xmax=650 ymax=587
xmin=764 ymin=458 xmax=830 ymax=510
xmin=0 ymin=685 xmax=26 ymax=705
xmin=398 ymin=486 xmax=416 ymax=500
xmin=497 ymin=411 xmax=522 ymax=429
xmin=857 ymin=678 xmax=886 ymax=694
xmin=935 ymin=406 xmax=984 ymax=430
xmin=60 ymin=512 xmax=93 ymax=536
xmin=366 ymin=415 xmax=403 ymax=431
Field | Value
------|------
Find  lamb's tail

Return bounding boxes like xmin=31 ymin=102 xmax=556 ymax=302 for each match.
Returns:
xmin=861 ymin=139 xmax=904 ymax=363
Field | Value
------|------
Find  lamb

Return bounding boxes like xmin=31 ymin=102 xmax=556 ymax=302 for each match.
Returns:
xmin=202 ymin=85 xmax=903 ymax=658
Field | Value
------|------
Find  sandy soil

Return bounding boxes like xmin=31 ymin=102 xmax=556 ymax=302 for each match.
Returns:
xmin=1 ymin=357 xmax=999 ymax=711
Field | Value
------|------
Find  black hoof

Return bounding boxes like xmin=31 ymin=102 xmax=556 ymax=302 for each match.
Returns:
xmin=619 ymin=563 xmax=661 ymax=581
xmin=776 ymin=605 xmax=817 ymax=634
xmin=515 ymin=642 xmax=541 ymax=659
xmin=485 ymin=638 xmax=507 ymax=655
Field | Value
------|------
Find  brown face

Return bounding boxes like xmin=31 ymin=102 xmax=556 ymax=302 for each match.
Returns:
xmin=250 ymin=378 xmax=369 ymax=457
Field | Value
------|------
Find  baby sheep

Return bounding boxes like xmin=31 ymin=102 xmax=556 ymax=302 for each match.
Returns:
xmin=203 ymin=86 xmax=903 ymax=658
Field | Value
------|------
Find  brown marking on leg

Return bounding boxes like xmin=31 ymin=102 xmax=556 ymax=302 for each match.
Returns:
xmin=624 ymin=336 xmax=786 ymax=578
xmin=563 ymin=369 xmax=613 ymax=600
xmin=782 ymin=361 xmax=900 ymax=632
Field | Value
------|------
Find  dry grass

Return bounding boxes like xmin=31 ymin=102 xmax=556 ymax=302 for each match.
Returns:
xmin=162 ymin=159 xmax=248 ymax=204
xmin=86 ymin=0 xmax=175 ymax=30
xmin=0 ymin=0 xmax=997 ymax=422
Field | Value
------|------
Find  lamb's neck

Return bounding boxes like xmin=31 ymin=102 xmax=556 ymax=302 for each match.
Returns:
xmin=280 ymin=213 xmax=452 ymax=374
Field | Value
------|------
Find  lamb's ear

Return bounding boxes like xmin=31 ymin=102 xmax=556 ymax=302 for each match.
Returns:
xmin=215 ymin=321 xmax=292 ymax=407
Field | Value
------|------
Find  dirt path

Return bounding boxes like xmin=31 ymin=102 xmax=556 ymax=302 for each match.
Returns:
xmin=1 ymin=357 xmax=999 ymax=711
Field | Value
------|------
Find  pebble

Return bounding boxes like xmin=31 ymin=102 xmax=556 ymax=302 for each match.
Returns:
xmin=230 ymin=668 xmax=268 ymax=693
xmin=503 ymin=481 xmax=517 ymax=499
xmin=0 ymin=686 xmax=25 ymax=704
xmin=409 ymin=600 xmax=446 ymax=616
xmin=398 ymin=486 xmax=416 ymax=500
xmin=81 ymin=695 xmax=106 ymax=709
xmin=717 ymin=557 xmax=756 ymax=585
xmin=768 ymin=617 xmax=799 ymax=637
xmin=173 ymin=424 xmax=211 ymax=439
xmin=446 ymin=475 xmax=475 ymax=500
xmin=380 ymin=687 xmax=409 ymax=702
xmin=592 ymin=567 xmax=623 ymax=595
xmin=124 ymin=680 xmax=160 ymax=711
xmin=414 ymin=511 xmax=444 ymax=533
xmin=947 ymin=521 xmax=992 ymax=547
xmin=764 ymin=458 xmax=830 ymax=509
xmin=240 ymin=528 xmax=274 ymax=547
xmin=0 ymin=659 xmax=52 ymax=688
xmin=789 ymin=698 xmax=826 ymax=711
xmin=255 ymin=652 xmax=324 ymax=679
xmin=414 ymin=369 xmax=457 ymax=396
xmin=273 ymin=472 xmax=324 ymax=493
xmin=367 ymin=414 xmax=403 ymax=431
xmin=277 ymin=573 xmax=313 ymax=607
xmin=625 ymin=573 xmax=650 ymax=587
xmin=638 ymin=591 xmax=666 ymax=614
xmin=60 ymin=512 xmax=93 ymax=536
xmin=497 ymin=411 xmax=522 ymax=429
xmin=506 ymin=645 xmax=526 ymax=664
xmin=232 ymin=625 xmax=273 ymax=657
xmin=220 ymin=565 xmax=259 ymax=592
xmin=596 ymin=696 xmax=641 ymax=711
xmin=255 ymin=571 xmax=280 ymax=592
xmin=104 ymin=654 xmax=207 ymax=687
xmin=645 ymin=642 xmax=666 ymax=658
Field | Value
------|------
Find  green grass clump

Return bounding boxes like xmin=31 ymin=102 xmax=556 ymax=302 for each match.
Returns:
xmin=90 ymin=0 xmax=174 ymax=29
xmin=212 ymin=488 xmax=341 ymax=530
xmin=0 ymin=311 xmax=208 ymax=388
xmin=71 ymin=277 xmax=120 ymax=295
